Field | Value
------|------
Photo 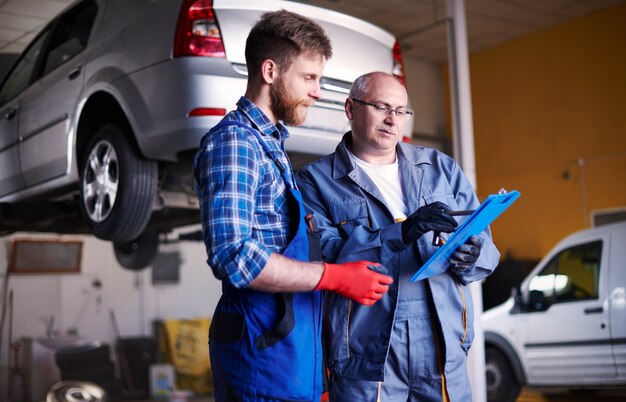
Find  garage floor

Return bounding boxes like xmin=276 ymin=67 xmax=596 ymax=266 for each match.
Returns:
xmin=125 ymin=388 xmax=626 ymax=402
xmin=518 ymin=388 xmax=626 ymax=401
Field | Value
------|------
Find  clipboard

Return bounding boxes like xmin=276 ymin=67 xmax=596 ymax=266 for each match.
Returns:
xmin=410 ymin=190 xmax=521 ymax=282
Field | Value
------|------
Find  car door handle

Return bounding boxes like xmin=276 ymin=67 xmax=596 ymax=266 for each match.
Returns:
xmin=3 ymin=107 xmax=16 ymax=120
xmin=584 ymin=306 xmax=603 ymax=314
xmin=68 ymin=65 xmax=82 ymax=80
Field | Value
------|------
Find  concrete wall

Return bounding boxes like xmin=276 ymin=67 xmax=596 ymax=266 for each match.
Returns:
xmin=0 ymin=227 xmax=222 ymax=393
xmin=462 ymin=3 xmax=626 ymax=260
xmin=405 ymin=58 xmax=447 ymax=149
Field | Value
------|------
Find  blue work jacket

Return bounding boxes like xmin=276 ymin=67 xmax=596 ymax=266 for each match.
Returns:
xmin=296 ymin=133 xmax=500 ymax=399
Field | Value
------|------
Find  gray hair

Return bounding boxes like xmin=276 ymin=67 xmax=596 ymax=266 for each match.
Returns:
xmin=348 ymin=71 xmax=403 ymax=99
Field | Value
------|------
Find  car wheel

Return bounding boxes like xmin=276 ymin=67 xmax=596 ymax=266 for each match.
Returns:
xmin=113 ymin=232 xmax=160 ymax=270
xmin=80 ymin=124 xmax=157 ymax=242
xmin=486 ymin=346 xmax=521 ymax=402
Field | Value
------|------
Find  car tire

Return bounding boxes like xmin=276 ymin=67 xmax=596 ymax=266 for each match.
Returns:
xmin=486 ymin=346 xmax=521 ymax=402
xmin=113 ymin=232 xmax=160 ymax=270
xmin=80 ymin=123 xmax=157 ymax=242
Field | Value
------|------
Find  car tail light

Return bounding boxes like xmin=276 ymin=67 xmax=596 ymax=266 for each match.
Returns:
xmin=174 ymin=0 xmax=225 ymax=57
xmin=188 ymin=107 xmax=226 ymax=116
xmin=392 ymin=40 xmax=406 ymax=87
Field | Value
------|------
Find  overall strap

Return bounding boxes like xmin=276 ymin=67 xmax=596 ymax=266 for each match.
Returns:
xmin=212 ymin=119 xmax=301 ymax=352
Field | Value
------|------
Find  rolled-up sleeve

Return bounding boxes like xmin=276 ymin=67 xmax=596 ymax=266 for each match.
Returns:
xmin=194 ymin=129 xmax=271 ymax=288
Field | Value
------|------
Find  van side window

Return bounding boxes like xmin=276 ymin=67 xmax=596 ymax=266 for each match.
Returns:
xmin=528 ymin=240 xmax=602 ymax=310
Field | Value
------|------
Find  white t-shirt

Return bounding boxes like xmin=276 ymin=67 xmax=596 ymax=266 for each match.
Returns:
xmin=351 ymin=152 xmax=408 ymax=221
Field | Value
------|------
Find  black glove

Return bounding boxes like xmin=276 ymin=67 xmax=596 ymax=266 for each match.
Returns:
xmin=401 ymin=201 xmax=458 ymax=245
xmin=449 ymin=235 xmax=482 ymax=269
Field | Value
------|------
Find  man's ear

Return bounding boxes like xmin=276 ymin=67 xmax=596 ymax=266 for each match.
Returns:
xmin=261 ymin=59 xmax=278 ymax=84
xmin=345 ymin=98 xmax=354 ymax=121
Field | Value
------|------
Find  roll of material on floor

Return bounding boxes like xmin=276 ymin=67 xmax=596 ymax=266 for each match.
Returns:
xmin=46 ymin=380 xmax=107 ymax=402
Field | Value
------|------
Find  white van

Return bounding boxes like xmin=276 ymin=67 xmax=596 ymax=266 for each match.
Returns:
xmin=482 ymin=221 xmax=626 ymax=402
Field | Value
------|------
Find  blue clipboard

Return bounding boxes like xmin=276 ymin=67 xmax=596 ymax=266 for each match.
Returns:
xmin=410 ymin=190 xmax=521 ymax=282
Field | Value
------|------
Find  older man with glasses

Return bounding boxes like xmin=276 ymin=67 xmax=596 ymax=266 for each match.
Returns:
xmin=296 ymin=71 xmax=500 ymax=401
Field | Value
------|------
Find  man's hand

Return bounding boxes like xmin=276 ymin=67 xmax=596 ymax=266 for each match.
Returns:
xmin=449 ymin=235 xmax=482 ymax=269
xmin=315 ymin=261 xmax=393 ymax=306
xmin=402 ymin=201 xmax=458 ymax=245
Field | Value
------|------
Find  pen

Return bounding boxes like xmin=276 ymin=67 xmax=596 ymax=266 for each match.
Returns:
xmin=449 ymin=209 xmax=474 ymax=216
xmin=420 ymin=196 xmax=475 ymax=217
xmin=432 ymin=209 xmax=475 ymax=246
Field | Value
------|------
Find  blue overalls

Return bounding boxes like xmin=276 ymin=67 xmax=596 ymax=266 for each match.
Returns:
xmin=207 ymin=121 xmax=323 ymax=401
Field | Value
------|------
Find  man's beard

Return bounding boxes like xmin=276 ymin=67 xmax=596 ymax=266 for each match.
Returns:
xmin=270 ymin=76 xmax=313 ymax=126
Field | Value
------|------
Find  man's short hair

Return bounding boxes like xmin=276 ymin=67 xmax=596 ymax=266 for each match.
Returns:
xmin=349 ymin=71 xmax=408 ymax=102
xmin=348 ymin=73 xmax=374 ymax=100
xmin=245 ymin=10 xmax=332 ymax=81
xmin=349 ymin=72 xmax=388 ymax=100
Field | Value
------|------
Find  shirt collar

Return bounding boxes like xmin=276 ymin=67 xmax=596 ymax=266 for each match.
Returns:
xmin=236 ymin=96 xmax=289 ymax=141
xmin=333 ymin=132 xmax=433 ymax=179
xmin=396 ymin=141 xmax=432 ymax=165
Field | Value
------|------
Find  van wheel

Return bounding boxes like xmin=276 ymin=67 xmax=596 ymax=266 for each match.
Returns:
xmin=486 ymin=346 xmax=521 ymax=402
xmin=80 ymin=124 xmax=157 ymax=242
xmin=113 ymin=232 xmax=159 ymax=270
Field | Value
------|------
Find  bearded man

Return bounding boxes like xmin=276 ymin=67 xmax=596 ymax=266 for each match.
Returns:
xmin=193 ymin=10 xmax=393 ymax=402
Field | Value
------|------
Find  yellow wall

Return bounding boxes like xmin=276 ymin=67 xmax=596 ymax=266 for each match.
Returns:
xmin=466 ymin=3 xmax=626 ymax=260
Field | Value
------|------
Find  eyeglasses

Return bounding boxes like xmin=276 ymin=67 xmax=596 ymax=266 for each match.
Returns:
xmin=351 ymin=98 xmax=413 ymax=118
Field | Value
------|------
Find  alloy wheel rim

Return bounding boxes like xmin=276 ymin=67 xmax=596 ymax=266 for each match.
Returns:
xmin=82 ymin=139 xmax=119 ymax=222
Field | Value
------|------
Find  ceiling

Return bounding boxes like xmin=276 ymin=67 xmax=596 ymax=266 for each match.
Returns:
xmin=297 ymin=0 xmax=626 ymax=62
xmin=0 ymin=0 xmax=624 ymax=62
xmin=0 ymin=0 xmax=74 ymax=53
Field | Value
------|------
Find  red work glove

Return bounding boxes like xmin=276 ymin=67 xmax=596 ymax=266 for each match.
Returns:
xmin=315 ymin=261 xmax=393 ymax=306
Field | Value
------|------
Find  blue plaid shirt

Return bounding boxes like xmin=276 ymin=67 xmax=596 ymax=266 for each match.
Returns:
xmin=193 ymin=97 xmax=296 ymax=288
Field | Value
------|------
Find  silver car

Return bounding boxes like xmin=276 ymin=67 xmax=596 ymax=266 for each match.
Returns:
xmin=0 ymin=0 xmax=412 ymax=268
